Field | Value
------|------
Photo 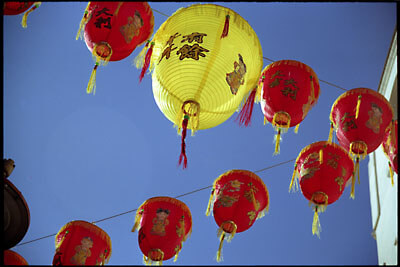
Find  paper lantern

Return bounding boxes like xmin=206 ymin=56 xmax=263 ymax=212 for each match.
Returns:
xmin=205 ymin=170 xmax=269 ymax=262
xmin=4 ymin=250 xmax=28 ymax=265
xmin=289 ymin=141 xmax=354 ymax=237
xmin=3 ymin=1 xmax=41 ymax=28
xmin=76 ymin=1 xmax=154 ymax=94
xmin=258 ymin=59 xmax=320 ymax=154
xmin=137 ymin=3 xmax=263 ymax=168
xmin=382 ymin=119 xmax=397 ymax=184
xmin=329 ymin=88 xmax=394 ymax=197
xmin=52 ymin=220 xmax=112 ymax=265
xmin=131 ymin=196 xmax=192 ymax=265
xmin=4 ymin=159 xmax=30 ymax=250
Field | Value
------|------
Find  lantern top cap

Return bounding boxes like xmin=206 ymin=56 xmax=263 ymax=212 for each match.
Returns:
xmin=330 ymin=87 xmax=394 ymax=125
xmin=137 ymin=196 xmax=192 ymax=220
xmin=261 ymin=59 xmax=319 ymax=82
xmin=295 ymin=141 xmax=354 ymax=166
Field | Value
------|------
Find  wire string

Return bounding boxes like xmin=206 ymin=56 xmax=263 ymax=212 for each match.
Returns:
xmin=15 ymin=6 xmax=347 ymax=247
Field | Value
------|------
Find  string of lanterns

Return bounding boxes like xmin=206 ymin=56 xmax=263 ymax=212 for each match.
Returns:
xmin=3 ymin=1 xmax=396 ymax=265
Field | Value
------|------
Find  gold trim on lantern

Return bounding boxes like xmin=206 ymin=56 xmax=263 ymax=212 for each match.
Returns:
xmin=349 ymin=141 xmax=368 ymax=159
xmin=92 ymin=42 xmax=113 ymax=66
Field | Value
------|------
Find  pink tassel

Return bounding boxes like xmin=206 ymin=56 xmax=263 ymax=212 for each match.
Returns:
xmin=235 ymin=87 xmax=257 ymax=127
xmin=178 ymin=115 xmax=189 ymax=169
xmin=139 ymin=42 xmax=154 ymax=82
xmin=221 ymin=15 xmax=230 ymax=38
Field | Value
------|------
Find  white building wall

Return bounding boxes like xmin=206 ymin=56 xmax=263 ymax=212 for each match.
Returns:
xmin=368 ymin=29 xmax=398 ymax=266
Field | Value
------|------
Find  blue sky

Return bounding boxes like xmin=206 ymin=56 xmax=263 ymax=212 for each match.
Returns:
xmin=3 ymin=2 xmax=396 ymax=265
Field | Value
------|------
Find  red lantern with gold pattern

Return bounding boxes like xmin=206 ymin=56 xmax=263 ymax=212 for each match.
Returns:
xmin=205 ymin=169 xmax=269 ymax=262
xmin=289 ymin=141 xmax=354 ymax=237
xmin=382 ymin=119 xmax=397 ymax=184
xmin=3 ymin=1 xmax=41 ymax=28
xmin=259 ymin=60 xmax=320 ymax=154
xmin=330 ymin=88 xmax=394 ymax=196
xmin=4 ymin=250 xmax=28 ymax=265
xmin=131 ymin=196 xmax=192 ymax=265
xmin=76 ymin=2 xmax=154 ymax=94
xmin=52 ymin=220 xmax=112 ymax=265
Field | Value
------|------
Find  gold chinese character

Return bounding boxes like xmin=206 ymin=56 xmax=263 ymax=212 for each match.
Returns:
xmin=181 ymin=32 xmax=207 ymax=43
xmin=158 ymin=33 xmax=181 ymax=63
xmin=176 ymin=43 xmax=209 ymax=60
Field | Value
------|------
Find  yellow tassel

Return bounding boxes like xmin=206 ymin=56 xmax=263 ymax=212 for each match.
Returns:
xmin=389 ymin=162 xmax=394 ymax=186
xmin=86 ymin=63 xmax=99 ymax=95
xmin=294 ymin=123 xmax=300 ymax=134
xmin=289 ymin=165 xmax=298 ymax=192
xmin=21 ymin=2 xmax=41 ymax=28
xmin=216 ymin=232 xmax=225 ymax=262
xmin=312 ymin=207 xmax=321 ymax=238
xmin=131 ymin=210 xmax=143 ymax=232
xmin=205 ymin=189 xmax=215 ymax=216
xmin=134 ymin=41 xmax=150 ymax=69
xmin=356 ymin=157 xmax=360 ymax=185
xmin=173 ymin=247 xmax=180 ymax=262
xmin=319 ymin=149 xmax=323 ymax=164
xmin=328 ymin=122 xmax=334 ymax=142
xmin=263 ymin=116 xmax=268 ymax=125
xmin=355 ymin=95 xmax=362 ymax=119
xmin=76 ymin=2 xmax=91 ymax=40
xmin=274 ymin=129 xmax=281 ymax=155
xmin=113 ymin=2 xmax=123 ymax=16
xmin=350 ymin=173 xmax=356 ymax=199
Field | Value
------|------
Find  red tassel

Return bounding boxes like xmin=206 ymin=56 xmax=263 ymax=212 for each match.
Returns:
xmin=139 ymin=42 xmax=154 ymax=82
xmin=221 ymin=15 xmax=230 ymax=38
xmin=178 ymin=115 xmax=189 ymax=169
xmin=235 ymin=87 xmax=257 ymax=127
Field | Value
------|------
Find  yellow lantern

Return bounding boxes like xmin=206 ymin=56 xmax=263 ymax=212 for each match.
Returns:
xmin=137 ymin=4 xmax=263 ymax=168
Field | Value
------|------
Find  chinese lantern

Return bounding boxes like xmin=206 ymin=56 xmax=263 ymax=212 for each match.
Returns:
xmin=76 ymin=2 xmax=154 ymax=94
xmin=289 ymin=141 xmax=354 ymax=237
xmin=137 ymin=4 xmax=263 ymax=168
xmin=131 ymin=196 xmax=192 ymax=265
xmin=205 ymin=170 xmax=269 ymax=262
xmin=4 ymin=159 xmax=30 ymax=250
xmin=382 ymin=119 xmax=397 ymax=185
xmin=3 ymin=1 xmax=41 ymax=28
xmin=4 ymin=250 xmax=28 ymax=265
xmin=52 ymin=220 xmax=112 ymax=265
xmin=329 ymin=88 xmax=394 ymax=197
xmin=258 ymin=60 xmax=320 ymax=154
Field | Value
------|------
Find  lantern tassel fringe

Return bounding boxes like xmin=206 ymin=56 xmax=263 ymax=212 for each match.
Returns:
xmin=220 ymin=14 xmax=230 ymax=38
xmin=216 ymin=232 xmax=225 ymax=262
xmin=355 ymin=95 xmax=362 ymax=119
xmin=134 ymin=40 xmax=150 ymax=69
xmin=75 ymin=2 xmax=91 ymax=40
xmin=86 ymin=63 xmax=99 ymax=95
xmin=131 ymin=210 xmax=143 ymax=232
xmin=273 ymin=129 xmax=282 ymax=155
xmin=350 ymin=173 xmax=356 ymax=199
xmin=139 ymin=42 xmax=154 ymax=82
xmin=289 ymin=166 xmax=299 ymax=193
xmin=178 ymin=115 xmax=189 ymax=169
xmin=205 ymin=189 xmax=215 ymax=216
xmin=21 ymin=2 xmax=41 ymax=28
xmin=328 ymin=122 xmax=334 ymax=142
xmin=319 ymin=149 xmax=323 ymax=164
xmin=294 ymin=123 xmax=300 ymax=134
xmin=235 ymin=87 xmax=257 ymax=127
xmin=389 ymin=162 xmax=394 ymax=186
xmin=312 ymin=207 xmax=322 ymax=238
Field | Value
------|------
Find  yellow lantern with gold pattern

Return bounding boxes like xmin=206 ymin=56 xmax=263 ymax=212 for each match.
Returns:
xmin=137 ymin=4 xmax=263 ymax=168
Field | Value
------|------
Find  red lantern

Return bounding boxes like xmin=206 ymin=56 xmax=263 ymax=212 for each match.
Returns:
xmin=289 ymin=141 xmax=354 ymax=237
xmin=205 ymin=170 xmax=269 ymax=262
xmin=382 ymin=119 xmax=397 ymax=184
xmin=3 ymin=1 xmax=41 ymax=28
xmin=76 ymin=2 xmax=154 ymax=94
xmin=131 ymin=196 xmax=192 ymax=265
xmin=330 ymin=88 xmax=394 ymax=197
xmin=259 ymin=60 xmax=320 ymax=154
xmin=4 ymin=250 xmax=28 ymax=265
xmin=52 ymin=220 xmax=112 ymax=265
